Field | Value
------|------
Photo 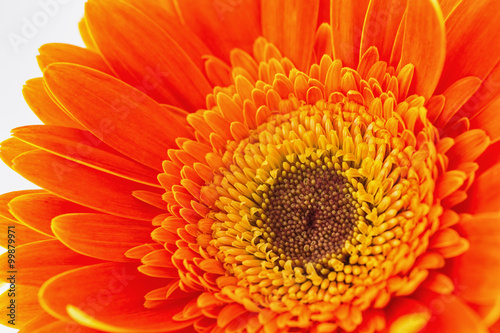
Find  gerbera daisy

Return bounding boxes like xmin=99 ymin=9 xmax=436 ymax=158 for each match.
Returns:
xmin=2 ymin=0 xmax=500 ymax=332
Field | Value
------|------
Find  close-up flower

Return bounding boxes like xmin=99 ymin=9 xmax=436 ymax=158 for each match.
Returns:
xmin=2 ymin=0 xmax=500 ymax=332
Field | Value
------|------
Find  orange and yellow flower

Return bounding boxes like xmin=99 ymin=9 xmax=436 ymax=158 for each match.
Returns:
xmin=2 ymin=0 xmax=500 ymax=332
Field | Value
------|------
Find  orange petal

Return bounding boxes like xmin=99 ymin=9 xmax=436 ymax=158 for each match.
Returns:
xmin=470 ymin=98 xmax=500 ymax=144
xmin=85 ymin=0 xmax=211 ymax=110
xmin=468 ymin=299 xmax=500 ymax=328
xmin=437 ymin=0 xmax=500 ymax=92
xmin=0 ymin=239 xmax=101 ymax=287
xmin=138 ymin=265 xmax=180 ymax=279
xmin=429 ymin=228 xmax=461 ymax=248
xmin=0 ymin=190 xmax=44 ymax=222
xmin=262 ymin=0 xmax=319 ymax=70
xmin=491 ymin=316 xmax=500 ymax=333
xmin=12 ymin=150 xmax=164 ymax=221
xmin=458 ymin=60 xmax=500 ymax=122
xmin=360 ymin=0 xmax=407 ymax=63
xmin=141 ymin=250 xmax=174 ymax=268
xmin=314 ymin=23 xmax=334 ymax=61
xmin=121 ymin=0 xmax=213 ymax=71
xmin=18 ymin=313 xmax=57 ymax=333
xmin=398 ymin=0 xmax=446 ymax=99
xmin=78 ymin=18 xmax=96 ymax=50
xmin=436 ymin=170 xmax=467 ymax=199
xmin=445 ymin=130 xmax=490 ymax=169
xmin=386 ymin=7 xmax=407 ymax=67
xmin=462 ymin=162 xmax=500 ymax=214
xmin=330 ymin=0 xmax=371 ymax=68
xmin=39 ymin=262 xmax=198 ymax=332
xmin=0 ymin=137 xmax=37 ymax=169
xmin=205 ymin=56 xmax=233 ymax=87
xmin=9 ymin=193 xmax=95 ymax=237
xmin=13 ymin=125 xmax=161 ymax=187
xmin=21 ymin=313 xmax=101 ymax=333
xmin=434 ymin=76 xmax=482 ymax=130
xmin=125 ymin=243 xmax=164 ymax=260
xmin=217 ymin=303 xmax=248 ymax=329
xmin=52 ymin=213 xmax=154 ymax=262
xmin=436 ymin=237 xmax=469 ymax=258
xmin=385 ymin=297 xmax=431 ymax=333
xmin=418 ymin=292 xmax=488 ymax=333
xmin=0 ymin=217 xmax=48 ymax=247
xmin=23 ymin=78 xmax=84 ymax=129
xmin=453 ymin=213 xmax=500 ymax=304
xmin=0 ymin=285 xmax=43 ymax=328
xmin=476 ymin=140 xmax=500 ymax=177
xmin=420 ymin=272 xmax=455 ymax=294
xmin=426 ymin=95 xmax=446 ymax=124
xmin=317 ymin=0 xmax=331 ymax=25
xmin=176 ymin=0 xmax=261 ymax=63
xmin=43 ymin=63 xmax=193 ymax=171
xmin=438 ymin=0 xmax=463 ymax=19
xmin=37 ymin=43 xmax=113 ymax=75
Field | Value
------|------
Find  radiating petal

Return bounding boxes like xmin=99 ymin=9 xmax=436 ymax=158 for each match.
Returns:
xmin=0 ymin=137 xmax=37 ymax=169
xmin=12 ymin=125 xmax=161 ymax=187
xmin=437 ymin=0 xmax=500 ymax=92
xmin=458 ymin=60 xmax=500 ymax=121
xmin=0 ymin=285 xmax=43 ymax=328
xmin=85 ymin=0 xmax=211 ymax=109
xmin=318 ymin=0 xmax=331 ymax=25
xmin=491 ymin=317 xmax=500 ymax=333
xmin=418 ymin=292 xmax=488 ymax=333
xmin=0 ymin=217 xmax=49 ymax=247
xmin=37 ymin=43 xmax=113 ymax=75
xmin=9 ymin=193 xmax=95 ymax=237
xmin=39 ymin=263 xmax=199 ymax=332
xmin=18 ymin=313 xmax=57 ymax=333
xmin=22 ymin=78 xmax=84 ymax=129
xmin=262 ymin=0 xmax=320 ymax=70
xmin=20 ymin=313 xmax=102 ymax=333
xmin=434 ymin=76 xmax=482 ymax=130
xmin=476 ymin=140 xmax=500 ymax=177
xmin=385 ymin=298 xmax=431 ymax=333
xmin=12 ymin=150 xmax=164 ymax=221
xmin=445 ymin=130 xmax=490 ymax=168
xmin=461 ymin=162 xmax=500 ymax=213
xmin=43 ymin=63 xmax=193 ymax=171
xmin=438 ymin=0 xmax=463 ymax=19
xmin=175 ymin=0 xmax=261 ymax=63
xmin=121 ymin=0 xmax=213 ymax=70
xmin=330 ymin=0 xmax=371 ymax=68
xmin=78 ymin=18 xmax=96 ymax=50
xmin=360 ymin=0 xmax=407 ymax=62
xmin=470 ymin=98 xmax=500 ymax=144
xmin=453 ymin=213 xmax=500 ymax=304
xmin=0 ymin=239 xmax=101 ymax=286
xmin=52 ymin=213 xmax=155 ymax=262
xmin=0 ymin=190 xmax=44 ymax=221
xmin=398 ymin=0 xmax=446 ymax=99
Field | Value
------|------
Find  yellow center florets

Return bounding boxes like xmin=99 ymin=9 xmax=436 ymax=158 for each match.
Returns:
xmin=174 ymin=42 xmax=446 ymax=330
xmin=203 ymin=92 xmax=439 ymax=319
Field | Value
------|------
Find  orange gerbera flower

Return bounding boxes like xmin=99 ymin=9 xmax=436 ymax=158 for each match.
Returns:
xmin=2 ymin=0 xmax=500 ymax=332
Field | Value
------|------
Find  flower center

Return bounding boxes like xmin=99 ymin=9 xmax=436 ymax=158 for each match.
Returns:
xmin=202 ymin=97 xmax=439 ymax=311
xmin=165 ymin=46 xmax=447 ymax=331
xmin=260 ymin=159 xmax=359 ymax=265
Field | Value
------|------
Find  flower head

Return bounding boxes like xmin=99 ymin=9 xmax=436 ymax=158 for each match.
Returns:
xmin=2 ymin=0 xmax=500 ymax=332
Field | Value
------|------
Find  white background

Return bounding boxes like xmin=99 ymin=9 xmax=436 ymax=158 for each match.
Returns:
xmin=0 ymin=1 xmax=86 ymax=332
xmin=0 ymin=0 xmax=86 ymax=193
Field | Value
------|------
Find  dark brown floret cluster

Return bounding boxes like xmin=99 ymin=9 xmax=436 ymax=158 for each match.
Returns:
xmin=260 ymin=160 xmax=359 ymax=264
